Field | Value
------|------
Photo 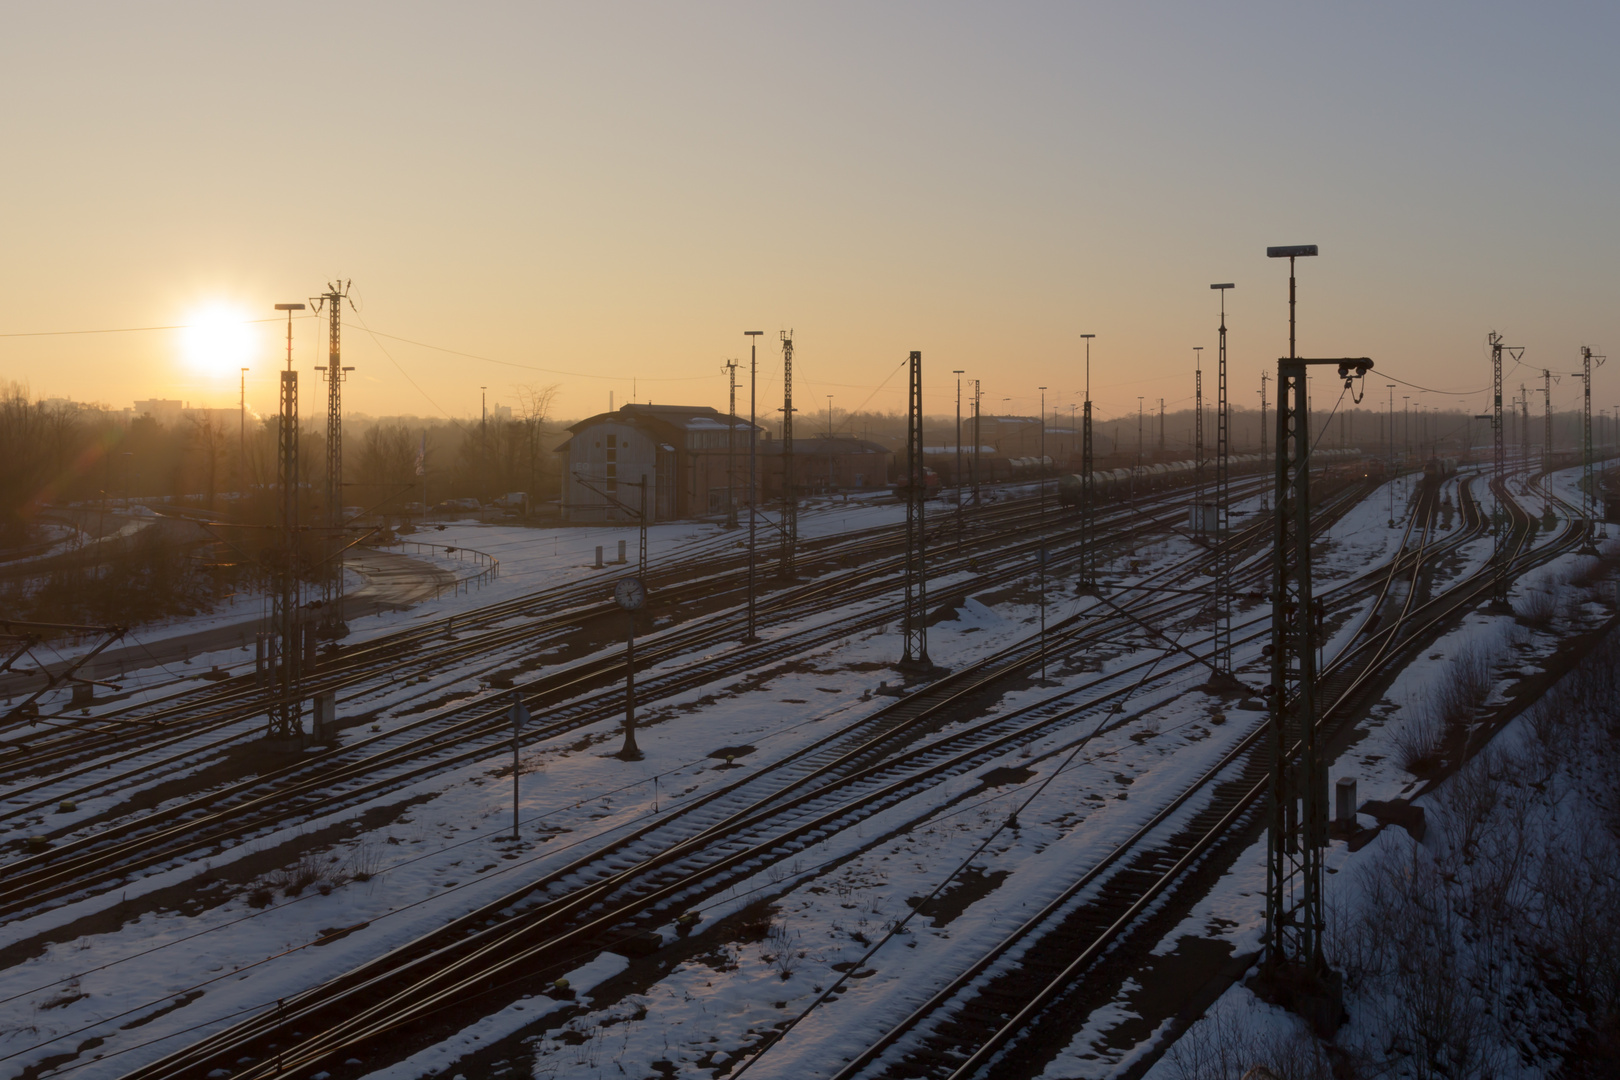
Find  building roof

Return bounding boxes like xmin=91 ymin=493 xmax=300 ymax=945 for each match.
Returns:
xmin=565 ymin=403 xmax=760 ymax=436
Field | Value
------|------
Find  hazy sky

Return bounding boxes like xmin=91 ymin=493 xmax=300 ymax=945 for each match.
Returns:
xmin=3 ymin=3 xmax=1616 ymax=430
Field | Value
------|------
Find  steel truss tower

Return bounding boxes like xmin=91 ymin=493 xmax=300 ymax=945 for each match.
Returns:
xmin=1520 ymin=385 xmax=1530 ymax=468
xmin=1263 ymin=241 xmax=1373 ymax=996
xmin=1579 ymin=346 xmax=1606 ymax=548
xmin=1080 ymin=334 xmax=1096 ymax=587
xmin=313 ymin=282 xmax=353 ymax=636
xmin=271 ymin=303 xmax=306 ymax=739
xmin=900 ymin=351 xmax=930 ymax=669
xmin=724 ymin=359 xmax=740 ymax=528
xmin=1194 ymin=347 xmax=1204 ymax=533
xmin=1487 ymin=332 xmax=1521 ymax=605
xmin=779 ymin=331 xmax=797 ymax=577
xmin=1541 ymin=370 xmax=1555 ymax=522
xmin=1212 ymin=285 xmax=1234 ymax=676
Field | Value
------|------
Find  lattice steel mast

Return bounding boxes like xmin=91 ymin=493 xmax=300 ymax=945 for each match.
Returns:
xmin=900 ymin=351 xmax=930 ymax=670
xmin=724 ymin=359 xmax=740 ymax=529
xmin=1578 ymin=346 xmax=1606 ymax=550
xmin=1212 ymin=284 xmax=1234 ymax=677
xmin=1193 ymin=346 xmax=1204 ymax=533
xmin=779 ymin=331 xmax=797 ymax=577
xmin=270 ymin=302 xmax=306 ymax=739
xmin=1487 ymin=332 xmax=1521 ymax=605
xmin=1079 ymin=334 xmax=1096 ymax=588
xmin=1540 ymin=369 xmax=1555 ymax=523
xmin=312 ymin=281 xmax=353 ymax=636
xmin=1262 ymin=244 xmax=1372 ymax=1001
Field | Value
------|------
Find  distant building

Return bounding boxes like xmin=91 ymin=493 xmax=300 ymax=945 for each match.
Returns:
xmin=558 ymin=404 xmax=760 ymax=523
xmin=133 ymin=399 xmax=186 ymax=428
xmin=774 ymin=435 xmax=892 ymax=497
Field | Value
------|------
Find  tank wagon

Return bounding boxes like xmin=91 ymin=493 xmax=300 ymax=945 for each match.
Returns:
xmin=1056 ymin=448 xmax=1362 ymax=508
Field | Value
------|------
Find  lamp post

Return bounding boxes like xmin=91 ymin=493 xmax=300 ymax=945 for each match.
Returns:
xmin=745 ymin=331 xmax=763 ymax=642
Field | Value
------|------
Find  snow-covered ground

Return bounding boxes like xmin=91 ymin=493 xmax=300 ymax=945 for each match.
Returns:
xmin=5 ymin=469 xmax=1603 ymax=1079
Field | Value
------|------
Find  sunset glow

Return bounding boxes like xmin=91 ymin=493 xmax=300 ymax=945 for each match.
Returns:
xmin=179 ymin=305 xmax=255 ymax=378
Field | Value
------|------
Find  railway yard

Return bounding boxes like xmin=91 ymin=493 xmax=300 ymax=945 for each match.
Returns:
xmin=1 ymin=458 xmax=1616 ymax=1080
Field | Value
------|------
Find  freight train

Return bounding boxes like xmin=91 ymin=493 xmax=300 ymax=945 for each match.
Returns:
xmin=1055 ymin=448 xmax=1363 ymax=508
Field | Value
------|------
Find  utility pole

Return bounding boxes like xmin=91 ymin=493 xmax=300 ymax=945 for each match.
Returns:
xmin=1487 ymin=332 xmax=1521 ymax=606
xmin=1520 ymin=385 xmax=1529 ymax=471
xmin=1134 ymin=396 xmax=1144 ymax=507
xmin=1539 ymin=371 xmax=1555 ymax=524
xmin=311 ymin=281 xmax=353 ymax=638
xmin=723 ymin=359 xmax=740 ymax=528
xmin=779 ymin=330 xmax=797 ymax=578
xmin=270 ymin=302 xmax=306 ymax=741
xmin=1157 ymin=398 xmax=1165 ymax=455
xmin=1194 ymin=346 xmax=1205 ymax=533
xmin=1578 ymin=346 xmax=1607 ymax=550
xmin=1211 ymin=283 xmax=1235 ymax=679
xmin=900 ymin=351 xmax=931 ymax=672
xmin=744 ymin=332 xmax=763 ymax=640
xmin=238 ymin=367 xmax=249 ymax=495
xmin=972 ymin=379 xmax=982 ymax=506
xmin=1387 ymin=384 xmax=1397 ymax=527
xmin=1038 ymin=386 xmax=1048 ymax=681
xmin=1080 ymin=334 xmax=1096 ymax=587
xmin=1259 ymin=372 xmax=1270 ymax=457
xmin=953 ymin=370 xmax=965 ymax=549
xmin=1262 ymin=242 xmax=1371 ymax=1002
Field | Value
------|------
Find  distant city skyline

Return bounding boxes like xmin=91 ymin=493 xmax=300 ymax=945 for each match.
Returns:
xmin=2 ymin=4 xmax=1614 ymax=428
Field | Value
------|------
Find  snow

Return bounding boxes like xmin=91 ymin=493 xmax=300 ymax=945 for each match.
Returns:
xmin=8 ymin=468 xmax=1609 ymax=1079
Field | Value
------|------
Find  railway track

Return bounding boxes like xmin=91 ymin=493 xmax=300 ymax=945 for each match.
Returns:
xmin=71 ymin=478 xmax=1390 ymax=1078
xmin=0 ymin=474 xmax=1310 ymax=926
xmin=822 ymin=469 xmax=1585 ymax=1080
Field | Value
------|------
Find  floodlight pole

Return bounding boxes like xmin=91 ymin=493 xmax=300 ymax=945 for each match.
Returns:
xmin=745 ymin=331 xmax=763 ymax=641
xmin=1263 ymin=244 xmax=1371 ymax=999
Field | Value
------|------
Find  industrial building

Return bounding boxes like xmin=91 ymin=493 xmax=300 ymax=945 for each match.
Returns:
xmin=558 ymin=404 xmax=760 ymax=523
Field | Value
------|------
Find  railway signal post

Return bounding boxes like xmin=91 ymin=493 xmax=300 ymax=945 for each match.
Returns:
xmin=614 ymin=576 xmax=646 ymax=760
xmin=509 ymin=691 xmax=529 ymax=839
xmin=1262 ymin=242 xmax=1372 ymax=1029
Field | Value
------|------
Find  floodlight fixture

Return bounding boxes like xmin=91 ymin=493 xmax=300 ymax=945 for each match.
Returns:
xmin=1266 ymin=245 xmax=1318 ymax=258
xmin=1211 ymin=283 xmax=1235 ymax=290
xmin=274 ymin=303 xmax=306 ymax=311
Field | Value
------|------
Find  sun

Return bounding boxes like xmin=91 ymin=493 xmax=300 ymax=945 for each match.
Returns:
xmin=180 ymin=304 xmax=256 ymax=376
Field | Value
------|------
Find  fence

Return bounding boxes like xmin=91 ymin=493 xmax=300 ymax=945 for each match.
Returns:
xmin=381 ymin=539 xmax=501 ymax=598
